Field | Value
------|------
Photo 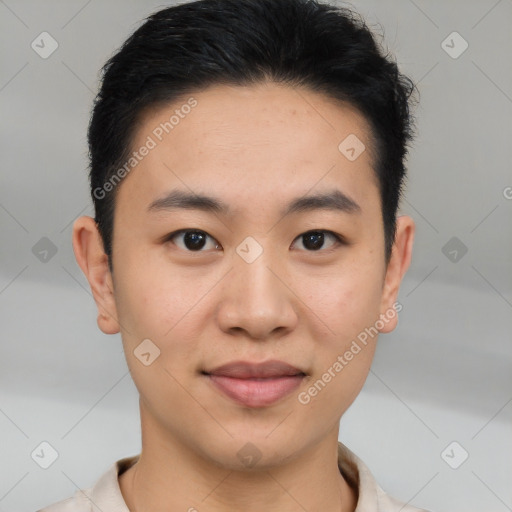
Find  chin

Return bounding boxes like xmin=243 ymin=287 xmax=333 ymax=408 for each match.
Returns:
xmin=193 ymin=430 xmax=307 ymax=472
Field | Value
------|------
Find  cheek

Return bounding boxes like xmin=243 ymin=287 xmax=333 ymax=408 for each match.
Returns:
xmin=113 ymin=256 xmax=217 ymax=381
xmin=112 ymin=244 xmax=193 ymax=336
xmin=114 ymin=267 xmax=203 ymax=408
xmin=294 ymin=260 xmax=382 ymax=405
xmin=299 ymin=261 xmax=383 ymax=342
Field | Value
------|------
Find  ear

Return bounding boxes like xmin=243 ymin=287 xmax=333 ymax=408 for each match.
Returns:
xmin=72 ymin=216 xmax=120 ymax=335
xmin=378 ymin=215 xmax=415 ymax=333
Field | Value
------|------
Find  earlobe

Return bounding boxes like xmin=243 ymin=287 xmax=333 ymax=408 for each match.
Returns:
xmin=378 ymin=215 xmax=415 ymax=334
xmin=72 ymin=216 xmax=120 ymax=335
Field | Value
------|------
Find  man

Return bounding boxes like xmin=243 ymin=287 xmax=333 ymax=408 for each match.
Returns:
xmin=39 ymin=0 xmax=428 ymax=510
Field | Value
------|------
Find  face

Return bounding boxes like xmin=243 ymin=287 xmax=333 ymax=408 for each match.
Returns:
xmin=74 ymin=82 xmax=414 ymax=470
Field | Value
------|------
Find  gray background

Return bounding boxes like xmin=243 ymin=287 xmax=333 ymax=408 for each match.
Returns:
xmin=1 ymin=0 xmax=511 ymax=511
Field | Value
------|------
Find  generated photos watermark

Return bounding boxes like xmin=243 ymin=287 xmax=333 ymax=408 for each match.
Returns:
xmin=93 ymin=97 xmax=198 ymax=200
xmin=298 ymin=301 xmax=402 ymax=405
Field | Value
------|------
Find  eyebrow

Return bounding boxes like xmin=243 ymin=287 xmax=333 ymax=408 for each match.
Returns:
xmin=147 ymin=188 xmax=362 ymax=217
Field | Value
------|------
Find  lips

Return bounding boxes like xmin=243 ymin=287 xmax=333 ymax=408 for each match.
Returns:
xmin=203 ymin=360 xmax=306 ymax=408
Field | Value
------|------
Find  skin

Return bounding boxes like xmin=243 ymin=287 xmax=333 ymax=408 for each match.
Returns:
xmin=73 ymin=82 xmax=414 ymax=512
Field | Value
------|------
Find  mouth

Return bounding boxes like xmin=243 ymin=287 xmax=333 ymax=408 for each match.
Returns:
xmin=202 ymin=360 xmax=307 ymax=408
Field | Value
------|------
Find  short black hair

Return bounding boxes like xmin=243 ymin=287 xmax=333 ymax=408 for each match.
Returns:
xmin=88 ymin=0 xmax=418 ymax=271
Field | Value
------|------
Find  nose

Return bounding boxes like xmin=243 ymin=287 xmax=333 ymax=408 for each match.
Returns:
xmin=215 ymin=249 xmax=299 ymax=340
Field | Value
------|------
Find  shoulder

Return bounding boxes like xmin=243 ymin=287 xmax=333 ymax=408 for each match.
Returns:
xmin=337 ymin=442 xmax=433 ymax=512
xmin=376 ymin=485 xmax=433 ymax=512
xmin=36 ymin=491 xmax=92 ymax=512
xmin=36 ymin=455 xmax=139 ymax=512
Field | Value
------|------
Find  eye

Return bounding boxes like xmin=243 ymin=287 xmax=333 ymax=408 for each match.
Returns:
xmin=163 ymin=229 xmax=346 ymax=253
xmin=291 ymin=230 xmax=345 ymax=252
xmin=164 ymin=229 xmax=221 ymax=252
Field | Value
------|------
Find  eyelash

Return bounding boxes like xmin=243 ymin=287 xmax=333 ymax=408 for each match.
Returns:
xmin=163 ymin=229 xmax=347 ymax=253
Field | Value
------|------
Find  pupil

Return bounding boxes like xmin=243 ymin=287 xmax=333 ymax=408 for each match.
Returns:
xmin=182 ymin=231 xmax=325 ymax=251
xmin=304 ymin=232 xmax=324 ymax=250
xmin=184 ymin=231 xmax=206 ymax=250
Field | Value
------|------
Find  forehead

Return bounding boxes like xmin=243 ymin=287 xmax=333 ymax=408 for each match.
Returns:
xmin=118 ymin=82 xmax=380 ymax=219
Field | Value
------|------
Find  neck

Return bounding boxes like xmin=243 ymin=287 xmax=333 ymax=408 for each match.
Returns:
xmin=119 ymin=405 xmax=357 ymax=512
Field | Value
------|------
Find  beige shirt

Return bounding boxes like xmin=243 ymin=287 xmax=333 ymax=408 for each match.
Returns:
xmin=37 ymin=442 xmax=431 ymax=512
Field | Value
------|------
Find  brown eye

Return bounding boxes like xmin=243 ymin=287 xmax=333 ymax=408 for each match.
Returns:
xmin=165 ymin=230 xmax=220 ymax=252
xmin=292 ymin=230 xmax=344 ymax=252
